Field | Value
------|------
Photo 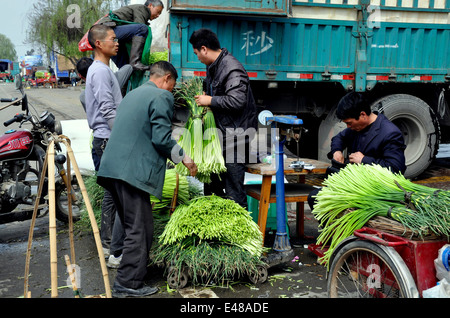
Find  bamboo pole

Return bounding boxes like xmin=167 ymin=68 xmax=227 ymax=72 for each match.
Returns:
xmin=61 ymin=138 xmax=112 ymax=298
xmin=48 ymin=140 xmax=58 ymax=298
xmin=64 ymin=138 xmax=76 ymax=264
xmin=24 ymin=135 xmax=111 ymax=298
xmin=23 ymin=150 xmax=49 ymax=298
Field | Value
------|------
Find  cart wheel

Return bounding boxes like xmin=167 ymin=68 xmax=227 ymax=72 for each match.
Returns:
xmin=167 ymin=266 xmax=189 ymax=289
xmin=248 ymin=264 xmax=269 ymax=284
xmin=327 ymin=240 xmax=418 ymax=298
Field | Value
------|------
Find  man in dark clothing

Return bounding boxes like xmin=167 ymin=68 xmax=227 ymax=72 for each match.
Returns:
xmin=189 ymin=28 xmax=258 ymax=209
xmin=308 ymin=91 xmax=406 ymax=209
xmin=98 ymin=0 xmax=163 ymax=71
xmin=329 ymin=92 xmax=406 ymax=173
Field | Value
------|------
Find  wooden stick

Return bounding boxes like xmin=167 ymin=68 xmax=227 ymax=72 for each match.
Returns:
xmin=62 ymin=139 xmax=112 ymax=298
xmin=48 ymin=141 xmax=58 ymax=298
xmin=0 ymin=96 xmax=23 ymax=111
xmin=169 ymin=173 xmax=179 ymax=214
xmin=23 ymin=150 xmax=49 ymax=298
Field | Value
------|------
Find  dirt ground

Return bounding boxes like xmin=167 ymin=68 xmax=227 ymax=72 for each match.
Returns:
xmin=0 ymin=204 xmax=328 ymax=300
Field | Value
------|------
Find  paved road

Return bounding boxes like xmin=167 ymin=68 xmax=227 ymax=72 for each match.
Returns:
xmin=0 ymin=82 xmax=86 ymax=123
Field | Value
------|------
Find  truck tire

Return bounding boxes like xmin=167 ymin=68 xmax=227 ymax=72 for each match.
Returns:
xmin=371 ymin=94 xmax=440 ymax=179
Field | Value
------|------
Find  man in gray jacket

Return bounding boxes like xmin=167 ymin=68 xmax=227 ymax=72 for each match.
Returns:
xmin=189 ymin=28 xmax=258 ymax=209
xmin=85 ymin=24 xmax=124 ymax=264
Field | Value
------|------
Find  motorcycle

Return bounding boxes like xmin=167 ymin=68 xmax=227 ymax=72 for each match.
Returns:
xmin=0 ymin=74 xmax=82 ymax=224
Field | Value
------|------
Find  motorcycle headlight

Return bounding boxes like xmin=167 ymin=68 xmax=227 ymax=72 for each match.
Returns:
xmin=40 ymin=111 xmax=62 ymax=134
xmin=40 ymin=111 xmax=55 ymax=127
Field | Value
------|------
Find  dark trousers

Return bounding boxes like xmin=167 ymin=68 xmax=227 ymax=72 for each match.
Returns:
xmin=104 ymin=178 xmax=154 ymax=289
xmin=307 ymin=187 xmax=321 ymax=211
xmin=204 ymin=162 xmax=248 ymax=209
xmin=111 ymin=24 xmax=148 ymax=68
xmin=93 ymin=137 xmax=125 ymax=254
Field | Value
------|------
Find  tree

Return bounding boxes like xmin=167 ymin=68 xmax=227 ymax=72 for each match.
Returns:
xmin=0 ymin=34 xmax=18 ymax=61
xmin=25 ymin=0 xmax=126 ymax=67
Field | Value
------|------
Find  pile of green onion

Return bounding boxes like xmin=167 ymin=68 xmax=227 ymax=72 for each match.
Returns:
xmin=159 ymin=195 xmax=264 ymax=256
xmin=150 ymin=239 xmax=266 ymax=286
xmin=174 ymin=77 xmax=226 ymax=183
xmin=313 ymin=164 xmax=450 ymax=267
xmin=151 ymin=195 xmax=266 ymax=285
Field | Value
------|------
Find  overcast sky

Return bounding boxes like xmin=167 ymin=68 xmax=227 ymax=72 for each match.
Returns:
xmin=0 ymin=0 xmax=40 ymax=58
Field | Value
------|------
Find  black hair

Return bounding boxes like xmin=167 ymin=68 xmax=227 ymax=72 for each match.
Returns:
xmin=189 ymin=28 xmax=221 ymax=51
xmin=88 ymin=24 xmax=113 ymax=49
xmin=76 ymin=57 xmax=93 ymax=78
xmin=336 ymin=91 xmax=371 ymax=120
xmin=150 ymin=61 xmax=178 ymax=81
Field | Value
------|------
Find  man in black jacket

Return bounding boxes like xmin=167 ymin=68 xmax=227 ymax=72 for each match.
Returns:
xmin=189 ymin=28 xmax=258 ymax=209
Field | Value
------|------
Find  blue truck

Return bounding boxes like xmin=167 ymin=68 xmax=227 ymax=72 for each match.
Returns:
xmin=159 ymin=0 xmax=450 ymax=178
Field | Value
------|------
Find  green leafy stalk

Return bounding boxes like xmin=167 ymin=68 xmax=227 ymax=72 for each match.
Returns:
xmin=174 ymin=77 xmax=226 ymax=184
xmin=150 ymin=168 xmax=190 ymax=213
xmin=313 ymin=164 xmax=450 ymax=268
xmin=159 ymin=195 xmax=264 ymax=256
xmin=150 ymin=240 xmax=265 ymax=286
xmin=148 ymin=50 xmax=168 ymax=64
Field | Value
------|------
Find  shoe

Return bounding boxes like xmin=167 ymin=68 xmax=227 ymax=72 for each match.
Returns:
xmin=129 ymin=36 xmax=151 ymax=72
xmin=112 ymin=281 xmax=158 ymax=298
xmin=102 ymin=247 xmax=110 ymax=259
xmin=107 ymin=254 xmax=122 ymax=269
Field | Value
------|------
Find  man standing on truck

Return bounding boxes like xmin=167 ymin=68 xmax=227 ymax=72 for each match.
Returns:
xmin=97 ymin=0 xmax=164 ymax=71
xmin=189 ymin=28 xmax=258 ymax=209
xmin=308 ymin=91 xmax=406 ymax=210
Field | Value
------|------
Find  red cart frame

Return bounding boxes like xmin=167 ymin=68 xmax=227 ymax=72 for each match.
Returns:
xmin=309 ymin=227 xmax=449 ymax=297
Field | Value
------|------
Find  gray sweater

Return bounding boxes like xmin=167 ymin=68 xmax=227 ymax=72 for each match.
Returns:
xmin=85 ymin=60 xmax=123 ymax=139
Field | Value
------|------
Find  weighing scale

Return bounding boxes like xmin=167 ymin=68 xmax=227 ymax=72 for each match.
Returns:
xmin=258 ymin=110 xmax=305 ymax=264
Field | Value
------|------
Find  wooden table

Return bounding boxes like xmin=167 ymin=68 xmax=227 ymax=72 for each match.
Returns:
xmin=245 ymin=158 xmax=329 ymax=243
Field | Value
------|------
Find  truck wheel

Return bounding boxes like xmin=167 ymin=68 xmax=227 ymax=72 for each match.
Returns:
xmin=371 ymin=94 xmax=440 ymax=179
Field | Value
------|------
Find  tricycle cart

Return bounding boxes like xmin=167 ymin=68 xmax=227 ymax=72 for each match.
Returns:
xmin=309 ymin=226 xmax=449 ymax=298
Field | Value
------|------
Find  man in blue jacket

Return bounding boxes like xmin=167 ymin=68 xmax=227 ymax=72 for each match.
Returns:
xmin=329 ymin=91 xmax=406 ymax=174
xmin=308 ymin=91 xmax=406 ymax=210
